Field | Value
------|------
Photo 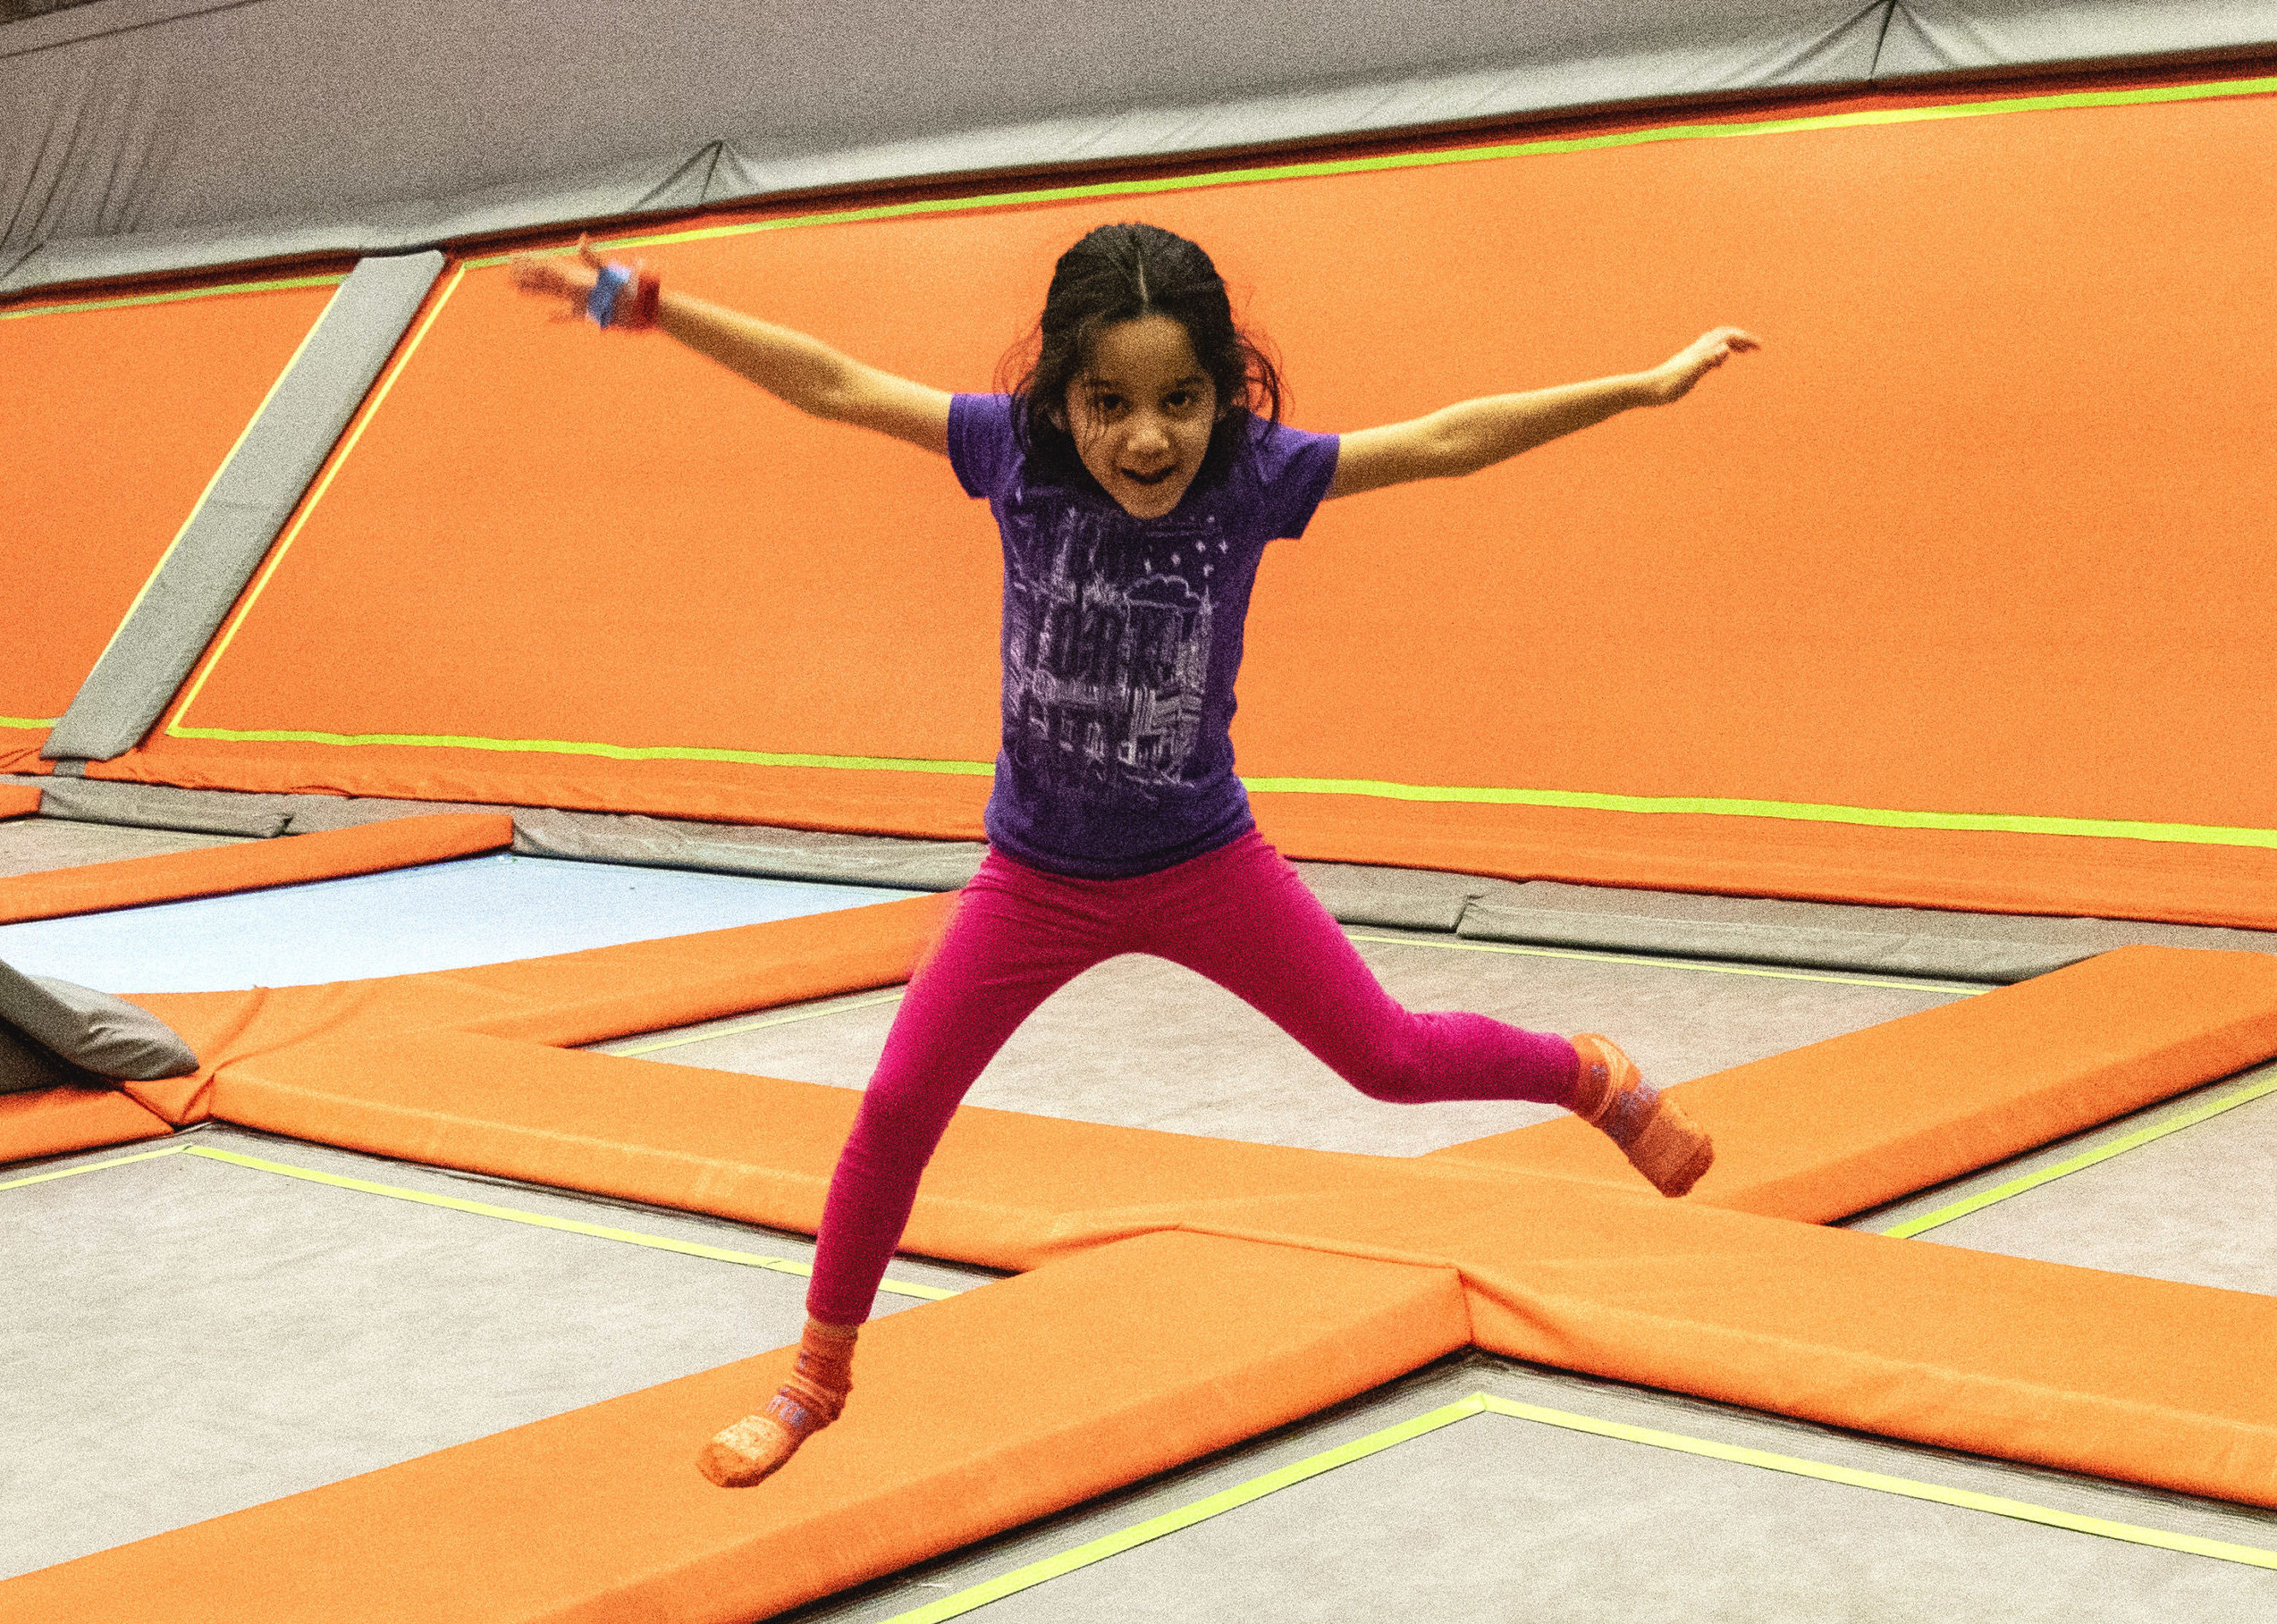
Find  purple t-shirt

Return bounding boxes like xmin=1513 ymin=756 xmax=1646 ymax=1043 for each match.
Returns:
xmin=949 ymin=392 xmax=1340 ymax=879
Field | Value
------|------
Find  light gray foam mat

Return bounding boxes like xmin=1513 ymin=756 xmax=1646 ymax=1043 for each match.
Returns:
xmin=787 ymin=1355 xmax=2277 ymax=1624
xmin=596 ymin=934 xmax=1969 ymax=1157
xmin=40 ymin=251 xmax=446 ymax=764
xmin=1846 ymin=1064 xmax=2277 ymax=1295
xmin=0 ymin=1123 xmax=991 ymax=1581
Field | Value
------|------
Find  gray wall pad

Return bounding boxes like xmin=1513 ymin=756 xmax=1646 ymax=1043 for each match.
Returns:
xmin=37 ymin=778 xmax=292 ymax=837
xmin=510 ymin=808 xmax=988 ymax=892
xmin=0 ymin=954 xmax=195 ymax=1079
xmin=38 ymin=250 xmax=444 ymax=762
xmin=5 ymin=2 xmax=2269 ymax=294
xmin=1458 ymin=880 xmax=2277 ymax=982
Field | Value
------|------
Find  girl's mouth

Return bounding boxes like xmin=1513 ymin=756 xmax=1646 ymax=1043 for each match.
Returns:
xmin=1121 ymin=466 xmax=1176 ymax=487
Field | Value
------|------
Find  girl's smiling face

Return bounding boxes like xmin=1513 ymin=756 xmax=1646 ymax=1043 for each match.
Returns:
xmin=1061 ymin=315 xmax=1222 ymax=519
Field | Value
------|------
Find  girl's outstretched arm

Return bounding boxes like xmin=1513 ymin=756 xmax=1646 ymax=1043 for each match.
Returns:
xmin=510 ymin=240 xmax=952 ymax=456
xmin=1325 ymin=327 xmax=1760 ymax=501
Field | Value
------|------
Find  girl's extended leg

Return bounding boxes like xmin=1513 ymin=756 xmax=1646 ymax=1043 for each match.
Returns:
xmin=1136 ymin=831 xmax=1580 ymax=1106
xmin=1138 ymin=832 xmax=1710 ymax=1192
xmin=700 ymin=853 xmax=1125 ymax=1487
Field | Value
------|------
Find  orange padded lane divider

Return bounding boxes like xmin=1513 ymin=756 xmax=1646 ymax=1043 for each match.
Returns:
xmin=0 ymin=1086 xmax=172 ymax=1165
xmin=0 ymin=1232 xmax=1469 ymax=1623
xmin=0 ymin=787 xmax=38 ymax=820
xmin=1143 ymin=1174 xmax=2277 ymax=1510
xmin=1428 ymin=945 xmax=2277 ymax=1221
xmin=107 ymin=82 xmax=2277 ymax=918
xmin=0 ymin=279 xmax=341 ymax=771
xmin=0 ymin=812 xmax=512 ymax=925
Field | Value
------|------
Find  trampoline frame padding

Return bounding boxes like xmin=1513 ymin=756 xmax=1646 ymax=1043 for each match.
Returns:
xmin=42 ymin=251 xmax=446 ymax=764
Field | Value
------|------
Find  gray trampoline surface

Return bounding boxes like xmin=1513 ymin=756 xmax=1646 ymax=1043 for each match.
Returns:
xmin=0 ymin=1123 xmax=993 ymax=1581
xmin=1848 ymin=1063 xmax=2277 ymax=1296
xmin=595 ymin=932 xmax=1973 ymax=1157
xmin=788 ymin=1355 xmax=2277 ymax=1624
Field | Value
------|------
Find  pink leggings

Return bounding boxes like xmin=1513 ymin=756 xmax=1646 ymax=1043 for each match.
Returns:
xmin=805 ymin=829 xmax=1581 ymax=1324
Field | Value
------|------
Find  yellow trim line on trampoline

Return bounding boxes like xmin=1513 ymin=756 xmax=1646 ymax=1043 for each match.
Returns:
xmin=0 ymin=1140 xmax=958 ymax=1302
xmin=881 ymin=1391 xmax=2277 ymax=1621
xmin=473 ymin=73 xmax=2277 ymax=266
xmin=1880 ymin=1067 xmax=2277 ymax=1240
xmin=0 ymin=715 xmax=57 ymax=728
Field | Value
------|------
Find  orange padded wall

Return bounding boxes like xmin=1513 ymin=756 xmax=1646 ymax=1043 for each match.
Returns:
xmin=0 ymin=280 xmax=339 ymax=770
xmin=106 ymin=84 xmax=2277 ymax=913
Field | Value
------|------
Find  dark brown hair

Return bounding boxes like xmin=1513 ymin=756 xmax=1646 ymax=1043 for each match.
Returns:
xmin=1000 ymin=223 xmax=1286 ymax=489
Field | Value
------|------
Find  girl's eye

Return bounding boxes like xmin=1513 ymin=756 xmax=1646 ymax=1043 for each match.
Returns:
xmin=1165 ymin=392 xmax=1192 ymax=410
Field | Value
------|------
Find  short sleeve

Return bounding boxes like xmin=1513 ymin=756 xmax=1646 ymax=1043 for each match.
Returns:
xmin=1247 ymin=417 xmax=1341 ymax=540
xmin=948 ymin=392 xmax=1023 ymax=501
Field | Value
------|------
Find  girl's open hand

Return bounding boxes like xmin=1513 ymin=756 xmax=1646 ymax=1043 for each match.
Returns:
xmin=1648 ymin=326 xmax=1762 ymax=404
xmin=508 ymin=236 xmax=608 ymax=320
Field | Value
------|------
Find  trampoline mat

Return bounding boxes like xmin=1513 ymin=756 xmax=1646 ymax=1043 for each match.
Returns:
xmin=791 ymin=1358 xmax=2277 ymax=1624
xmin=0 ymin=1123 xmax=991 ymax=1580
xmin=1851 ymin=1065 xmax=2277 ymax=1296
xmin=0 ymin=854 xmax=916 ymax=991
xmin=599 ymin=932 xmax=1972 ymax=1157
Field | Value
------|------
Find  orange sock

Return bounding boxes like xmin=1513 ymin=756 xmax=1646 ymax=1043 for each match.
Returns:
xmin=1567 ymin=1033 xmax=1714 ymax=1198
xmin=697 ymin=1317 xmax=860 ymax=1489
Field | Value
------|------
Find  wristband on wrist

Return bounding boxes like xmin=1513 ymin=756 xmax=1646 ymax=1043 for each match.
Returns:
xmin=627 ymin=266 xmax=662 ymax=330
xmin=586 ymin=261 xmax=632 ymax=327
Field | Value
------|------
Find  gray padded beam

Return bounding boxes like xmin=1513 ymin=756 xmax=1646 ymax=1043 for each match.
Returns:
xmin=40 ymin=251 xmax=444 ymax=763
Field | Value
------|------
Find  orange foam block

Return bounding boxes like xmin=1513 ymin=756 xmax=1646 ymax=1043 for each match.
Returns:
xmin=1429 ymin=945 xmax=2277 ymax=1221
xmin=213 ymin=1028 xmax=1363 ymax=1265
xmin=0 ymin=812 xmax=513 ymax=924
xmin=0 ymin=786 xmax=38 ymax=820
xmin=0 ymin=1231 xmax=1468 ymax=1623
xmin=0 ymin=1086 xmax=171 ymax=1167
xmin=1152 ymin=1171 xmax=2277 ymax=1510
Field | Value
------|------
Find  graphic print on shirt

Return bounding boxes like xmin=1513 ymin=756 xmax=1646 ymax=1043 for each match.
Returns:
xmin=1002 ymin=501 xmax=1233 ymax=804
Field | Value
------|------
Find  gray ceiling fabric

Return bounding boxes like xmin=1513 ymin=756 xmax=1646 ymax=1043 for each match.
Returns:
xmin=1878 ymin=2 xmax=2277 ymax=77
xmin=39 ymin=251 xmax=443 ymax=762
xmin=11 ymin=1 xmax=2264 ymax=296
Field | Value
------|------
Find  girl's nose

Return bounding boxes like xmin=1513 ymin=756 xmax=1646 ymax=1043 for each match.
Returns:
xmin=1128 ymin=416 xmax=1170 ymax=451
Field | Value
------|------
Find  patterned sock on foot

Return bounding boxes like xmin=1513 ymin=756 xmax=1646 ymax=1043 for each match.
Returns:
xmin=1567 ymin=1032 xmax=1714 ymax=1198
xmin=697 ymin=1317 xmax=861 ymax=1488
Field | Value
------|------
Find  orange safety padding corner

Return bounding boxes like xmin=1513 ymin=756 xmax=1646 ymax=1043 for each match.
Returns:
xmin=0 ymin=785 xmax=38 ymax=820
xmin=1149 ymin=1171 xmax=2277 ymax=1510
xmin=0 ymin=1086 xmax=172 ymax=1166
xmin=0 ymin=812 xmax=513 ymax=925
xmin=0 ymin=1232 xmax=1468 ymax=1623
xmin=1428 ymin=945 xmax=2277 ymax=1222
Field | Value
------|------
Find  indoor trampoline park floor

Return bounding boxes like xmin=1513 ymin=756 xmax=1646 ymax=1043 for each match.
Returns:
xmin=5 ymin=808 xmax=2277 ymax=1620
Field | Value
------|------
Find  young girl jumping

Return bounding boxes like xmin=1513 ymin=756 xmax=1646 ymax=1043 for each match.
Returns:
xmin=512 ymin=222 xmax=1758 ymax=1490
